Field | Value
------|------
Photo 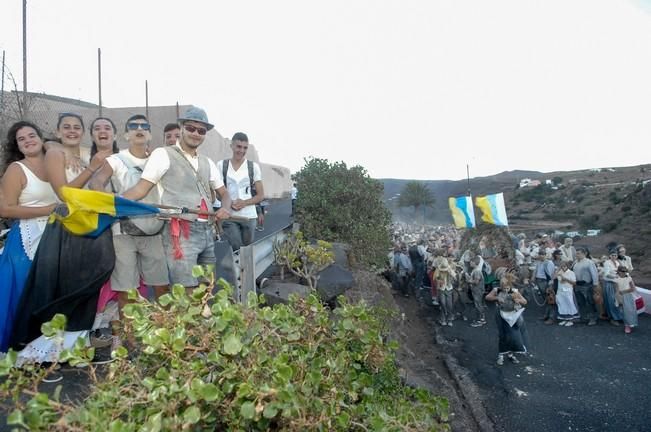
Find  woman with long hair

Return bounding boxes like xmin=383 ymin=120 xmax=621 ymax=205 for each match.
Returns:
xmin=9 ymin=113 xmax=116 ymax=365
xmin=0 ymin=122 xmax=58 ymax=352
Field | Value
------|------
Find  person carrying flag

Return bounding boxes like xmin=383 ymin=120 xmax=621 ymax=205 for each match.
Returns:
xmin=122 ymin=107 xmax=231 ymax=288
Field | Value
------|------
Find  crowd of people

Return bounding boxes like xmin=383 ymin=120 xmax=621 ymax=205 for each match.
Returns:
xmin=386 ymin=223 xmax=642 ymax=366
xmin=0 ymin=107 xmax=265 ymax=371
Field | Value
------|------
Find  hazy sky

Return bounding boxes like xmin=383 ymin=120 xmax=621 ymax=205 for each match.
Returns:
xmin=1 ymin=0 xmax=650 ymax=180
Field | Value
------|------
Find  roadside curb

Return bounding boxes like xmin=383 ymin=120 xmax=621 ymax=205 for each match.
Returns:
xmin=434 ymin=326 xmax=495 ymax=432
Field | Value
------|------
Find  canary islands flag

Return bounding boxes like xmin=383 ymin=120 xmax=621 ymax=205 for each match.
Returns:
xmin=448 ymin=196 xmax=476 ymax=228
xmin=474 ymin=193 xmax=509 ymax=226
xmin=51 ymin=186 xmax=160 ymax=237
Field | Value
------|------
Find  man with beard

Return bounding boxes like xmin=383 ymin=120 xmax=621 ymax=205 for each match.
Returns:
xmin=123 ymin=107 xmax=230 ymax=288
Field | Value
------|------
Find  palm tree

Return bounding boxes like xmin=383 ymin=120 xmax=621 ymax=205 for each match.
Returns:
xmin=397 ymin=181 xmax=435 ymax=222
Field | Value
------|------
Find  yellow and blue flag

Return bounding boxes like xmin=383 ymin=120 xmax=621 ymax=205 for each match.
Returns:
xmin=474 ymin=193 xmax=509 ymax=226
xmin=51 ymin=186 xmax=160 ymax=237
xmin=448 ymin=196 xmax=476 ymax=228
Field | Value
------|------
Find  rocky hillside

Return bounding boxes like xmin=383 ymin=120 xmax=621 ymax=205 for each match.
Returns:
xmin=381 ymin=163 xmax=651 ymax=285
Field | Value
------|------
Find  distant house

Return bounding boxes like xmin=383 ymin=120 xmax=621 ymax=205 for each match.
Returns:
xmin=589 ymin=168 xmax=602 ymax=173
xmin=519 ymin=178 xmax=542 ymax=188
xmin=545 ymin=179 xmax=553 ymax=185
xmin=586 ymin=229 xmax=601 ymax=237
xmin=565 ymin=231 xmax=581 ymax=238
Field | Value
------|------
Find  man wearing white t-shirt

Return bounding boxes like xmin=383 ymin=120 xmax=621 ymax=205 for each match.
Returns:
xmin=122 ymin=107 xmax=231 ymax=288
xmin=217 ymin=132 xmax=264 ymax=251
xmin=90 ymin=115 xmax=170 ymax=345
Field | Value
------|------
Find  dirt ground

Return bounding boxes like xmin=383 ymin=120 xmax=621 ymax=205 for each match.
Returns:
xmin=345 ymin=270 xmax=492 ymax=432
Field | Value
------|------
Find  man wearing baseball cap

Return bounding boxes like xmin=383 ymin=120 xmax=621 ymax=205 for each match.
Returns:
xmin=123 ymin=106 xmax=231 ymax=288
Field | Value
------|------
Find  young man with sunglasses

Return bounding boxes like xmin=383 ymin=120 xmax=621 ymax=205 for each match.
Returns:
xmin=122 ymin=107 xmax=231 ymax=288
xmin=218 ymin=132 xmax=264 ymax=251
xmin=90 ymin=115 xmax=170 ymax=347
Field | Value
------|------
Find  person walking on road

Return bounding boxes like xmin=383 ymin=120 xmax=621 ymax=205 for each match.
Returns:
xmin=615 ymin=266 xmax=638 ymax=334
xmin=573 ymin=247 xmax=599 ymax=326
xmin=485 ymin=273 xmax=529 ymax=366
xmin=602 ymin=250 xmax=624 ymax=325
xmin=555 ymin=262 xmax=579 ymax=326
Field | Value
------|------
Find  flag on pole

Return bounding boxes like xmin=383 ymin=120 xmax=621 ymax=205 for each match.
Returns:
xmin=474 ymin=193 xmax=509 ymax=226
xmin=51 ymin=186 xmax=161 ymax=237
xmin=448 ymin=196 xmax=476 ymax=228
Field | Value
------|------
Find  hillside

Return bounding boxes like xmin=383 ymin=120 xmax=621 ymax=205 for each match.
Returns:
xmin=381 ymin=163 xmax=651 ymax=285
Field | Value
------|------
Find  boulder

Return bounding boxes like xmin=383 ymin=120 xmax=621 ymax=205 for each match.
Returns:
xmin=316 ymin=263 xmax=354 ymax=302
xmin=331 ymin=242 xmax=351 ymax=269
xmin=259 ymin=281 xmax=311 ymax=306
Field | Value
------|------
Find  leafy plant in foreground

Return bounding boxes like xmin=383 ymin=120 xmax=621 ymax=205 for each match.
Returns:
xmin=1 ymin=267 xmax=449 ymax=431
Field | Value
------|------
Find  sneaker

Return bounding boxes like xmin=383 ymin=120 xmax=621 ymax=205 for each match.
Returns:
xmin=255 ymin=226 xmax=264 ymax=232
xmin=439 ymin=320 xmax=447 ymax=326
xmin=587 ymin=319 xmax=597 ymax=326
xmin=558 ymin=321 xmax=567 ymax=326
xmin=624 ymin=325 xmax=631 ymax=334
xmin=447 ymin=321 xmax=453 ymax=327
xmin=496 ymin=355 xmax=504 ymax=366
xmin=90 ymin=329 xmax=113 ymax=348
xmin=432 ymin=299 xmax=440 ymax=306
xmin=609 ymin=320 xmax=621 ymax=327
xmin=507 ymin=353 xmax=520 ymax=364
xmin=470 ymin=320 xmax=486 ymax=327
xmin=565 ymin=321 xmax=574 ymax=327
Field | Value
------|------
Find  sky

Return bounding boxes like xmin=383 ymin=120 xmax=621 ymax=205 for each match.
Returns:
xmin=1 ymin=0 xmax=651 ymax=180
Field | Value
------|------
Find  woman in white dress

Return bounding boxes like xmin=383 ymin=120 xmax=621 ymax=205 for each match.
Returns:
xmin=9 ymin=113 xmax=114 ymax=365
xmin=0 ymin=122 xmax=57 ymax=352
xmin=554 ymin=261 xmax=579 ymax=326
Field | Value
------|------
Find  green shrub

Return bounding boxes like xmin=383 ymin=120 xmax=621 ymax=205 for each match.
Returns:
xmin=0 ymin=269 xmax=449 ymax=431
xmin=293 ymin=158 xmax=391 ymax=267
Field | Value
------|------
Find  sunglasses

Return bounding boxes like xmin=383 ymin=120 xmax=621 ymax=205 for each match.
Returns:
xmin=127 ymin=122 xmax=151 ymax=131
xmin=184 ymin=124 xmax=207 ymax=136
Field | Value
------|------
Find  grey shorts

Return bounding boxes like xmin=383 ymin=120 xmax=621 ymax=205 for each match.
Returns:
xmin=162 ymin=221 xmax=216 ymax=287
xmin=110 ymin=234 xmax=169 ymax=291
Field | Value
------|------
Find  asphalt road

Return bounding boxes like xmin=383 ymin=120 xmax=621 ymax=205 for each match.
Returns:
xmin=434 ymin=301 xmax=651 ymax=432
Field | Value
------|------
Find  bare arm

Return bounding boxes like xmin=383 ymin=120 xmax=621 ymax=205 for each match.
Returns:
xmin=512 ymin=290 xmax=527 ymax=306
xmin=122 ymin=178 xmax=156 ymax=201
xmin=89 ymin=162 xmax=114 ymax=191
xmin=485 ymin=288 xmax=498 ymax=302
xmin=0 ymin=163 xmax=56 ymax=218
xmin=46 ymin=148 xmax=112 ymax=199
xmin=231 ymin=180 xmax=265 ymax=211
xmin=214 ymin=185 xmax=232 ymax=220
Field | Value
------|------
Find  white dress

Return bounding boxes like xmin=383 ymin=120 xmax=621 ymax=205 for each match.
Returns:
xmin=556 ymin=269 xmax=579 ymax=319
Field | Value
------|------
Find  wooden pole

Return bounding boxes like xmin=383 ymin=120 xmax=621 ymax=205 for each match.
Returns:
xmin=145 ymin=80 xmax=149 ymax=118
xmin=22 ymin=0 xmax=27 ymax=93
xmin=1 ymin=50 xmax=5 ymax=110
xmin=98 ymin=48 xmax=103 ymax=116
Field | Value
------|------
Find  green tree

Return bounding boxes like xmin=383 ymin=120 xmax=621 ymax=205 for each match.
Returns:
xmin=293 ymin=157 xmax=391 ymax=267
xmin=552 ymin=176 xmax=563 ymax=185
xmin=397 ymin=181 xmax=436 ymax=222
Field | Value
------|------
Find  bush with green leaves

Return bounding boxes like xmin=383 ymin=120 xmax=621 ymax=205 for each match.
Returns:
xmin=273 ymin=230 xmax=335 ymax=289
xmin=1 ymin=267 xmax=449 ymax=431
xmin=293 ymin=157 xmax=391 ymax=268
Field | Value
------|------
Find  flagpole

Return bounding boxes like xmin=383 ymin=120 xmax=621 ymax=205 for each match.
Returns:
xmin=466 ymin=164 xmax=471 ymax=197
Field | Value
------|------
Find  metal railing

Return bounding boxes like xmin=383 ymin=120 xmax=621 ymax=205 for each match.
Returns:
xmin=223 ymin=222 xmax=295 ymax=304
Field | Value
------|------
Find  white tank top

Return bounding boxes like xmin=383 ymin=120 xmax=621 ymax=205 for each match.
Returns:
xmin=14 ymin=162 xmax=58 ymax=259
xmin=15 ymin=162 xmax=58 ymax=207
